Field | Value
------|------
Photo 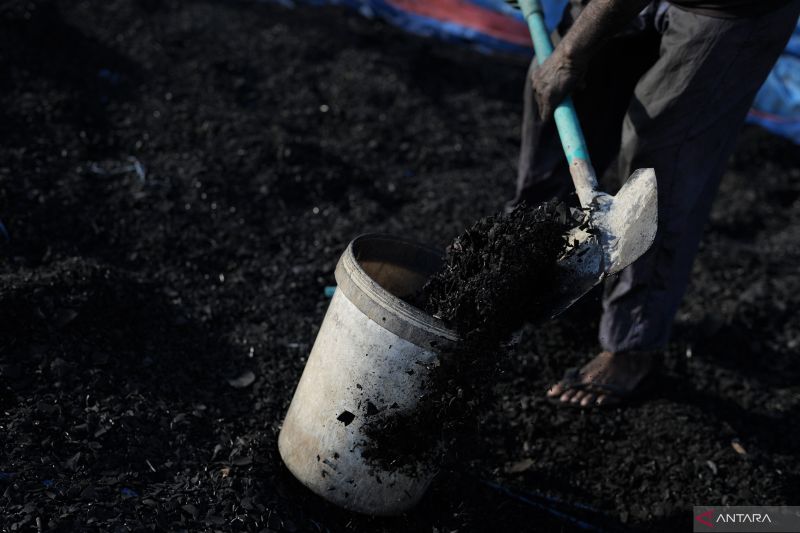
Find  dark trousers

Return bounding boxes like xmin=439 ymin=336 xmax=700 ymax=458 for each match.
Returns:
xmin=511 ymin=1 xmax=800 ymax=351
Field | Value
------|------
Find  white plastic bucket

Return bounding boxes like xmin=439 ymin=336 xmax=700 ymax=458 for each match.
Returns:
xmin=278 ymin=234 xmax=458 ymax=515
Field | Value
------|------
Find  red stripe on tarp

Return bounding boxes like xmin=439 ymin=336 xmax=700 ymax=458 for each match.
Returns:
xmin=386 ymin=0 xmax=533 ymax=47
xmin=749 ymin=108 xmax=796 ymax=123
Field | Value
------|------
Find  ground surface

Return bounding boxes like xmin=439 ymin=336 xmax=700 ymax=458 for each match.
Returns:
xmin=1 ymin=1 xmax=799 ymax=531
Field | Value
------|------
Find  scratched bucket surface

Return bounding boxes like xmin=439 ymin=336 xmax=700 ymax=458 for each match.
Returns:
xmin=278 ymin=234 xmax=458 ymax=515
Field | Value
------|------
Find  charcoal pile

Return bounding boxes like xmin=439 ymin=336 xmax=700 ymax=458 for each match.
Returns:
xmin=1 ymin=0 xmax=799 ymax=531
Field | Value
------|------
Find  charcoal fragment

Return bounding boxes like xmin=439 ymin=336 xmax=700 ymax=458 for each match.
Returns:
xmin=337 ymin=411 xmax=356 ymax=426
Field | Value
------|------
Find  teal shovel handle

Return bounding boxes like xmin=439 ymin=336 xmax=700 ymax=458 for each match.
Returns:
xmin=519 ymin=0 xmax=599 ymax=205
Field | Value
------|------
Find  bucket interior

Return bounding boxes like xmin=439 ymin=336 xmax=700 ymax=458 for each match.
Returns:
xmin=351 ymin=235 xmax=443 ymax=300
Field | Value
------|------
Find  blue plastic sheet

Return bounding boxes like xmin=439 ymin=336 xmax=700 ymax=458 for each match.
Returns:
xmin=747 ymin=22 xmax=800 ymax=144
xmin=283 ymin=0 xmax=800 ymax=144
xmin=290 ymin=0 xmax=567 ymax=53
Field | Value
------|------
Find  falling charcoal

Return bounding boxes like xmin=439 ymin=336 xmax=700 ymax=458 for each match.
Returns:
xmin=363 ymin=203 xmax=573 ymax=471
xmin=337 ymin=411 xmax=356 ymax=426
xmin=365 ymin=402 xmax=380 ymax=417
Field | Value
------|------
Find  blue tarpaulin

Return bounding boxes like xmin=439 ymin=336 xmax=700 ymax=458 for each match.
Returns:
xmin=748 ymin=22 xmax=800 ymax=143
xmin=290 ymin=0 xmax=800 ymax=144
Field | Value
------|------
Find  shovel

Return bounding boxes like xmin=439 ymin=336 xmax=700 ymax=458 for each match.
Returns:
xmin=518 ymin=0 xmax=658 ymax=317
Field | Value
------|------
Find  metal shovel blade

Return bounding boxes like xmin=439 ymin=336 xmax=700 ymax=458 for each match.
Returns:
xmin=548 ymin=168 xmax=658 ymax=318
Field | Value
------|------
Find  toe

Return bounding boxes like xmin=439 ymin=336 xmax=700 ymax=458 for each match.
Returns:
xmin=546 ymin=382 xmax=565 ymax=398
xmin=570 ymin=390 xmax=586 ymax=404
xmin=596 ymin=393 xmax=619 ymax=407
xmin=559 ymin=389 xmax=577 ymax=403
xmin=580 ymin=392 xmax=596 ymax=407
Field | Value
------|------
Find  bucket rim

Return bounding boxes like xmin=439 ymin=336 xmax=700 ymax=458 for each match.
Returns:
xmin=336 ymin=233 xmax=459 ymax=347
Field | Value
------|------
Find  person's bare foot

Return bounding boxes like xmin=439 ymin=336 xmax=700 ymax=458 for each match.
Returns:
xmin=546 ymin=351 xmax=660 ymax=408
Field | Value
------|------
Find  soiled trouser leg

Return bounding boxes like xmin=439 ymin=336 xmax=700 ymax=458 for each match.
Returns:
xmin=599 ymin=0 xmax=800 ymax=352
